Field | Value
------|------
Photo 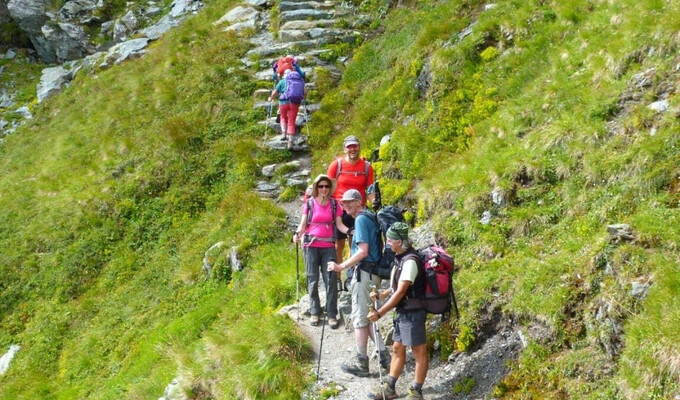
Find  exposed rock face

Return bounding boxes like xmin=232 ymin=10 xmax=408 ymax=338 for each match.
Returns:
xmin=42 ymin=22 xmax=92 ymax=61
xmin=37 ymin=65 xmax=73 ymax=102
xmin=0 ymin=1 xmax=12 ymax=25
xmin=59 ymin=0 xmax=97 ymax=21
xmin=7 ymin=0 xmax=55 ymax=62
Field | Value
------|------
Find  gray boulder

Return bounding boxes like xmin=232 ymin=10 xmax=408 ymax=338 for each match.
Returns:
xmin=213 ymin=6 xmax=260 ymax=26
xmin=0 ymin=90 xmax=16 ymax=108
xmin=59 ymin=0 xmax=97 ymax=21
xmin=7 ymin=0 xmax=55 ymax=62
xmin=113 ymin=10 xmax=138 ymax=42
xmin=170 ymin=0 xmax=202 ymax=18
xmin=37 ymin=66 xmax=73 ymax=103
xmin=103 ymin=38 xmax=149 ymax=66
xmin=140 ymin=15 xmax=179 ymax=40
xmin=7 ymin=0 xmax=47 ymax=34
xmin=42 ymin=22 xmax=92 ymax=61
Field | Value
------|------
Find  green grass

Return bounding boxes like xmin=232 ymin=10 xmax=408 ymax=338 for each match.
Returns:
xmin=1 ymin=0 xmax=680 ymax=399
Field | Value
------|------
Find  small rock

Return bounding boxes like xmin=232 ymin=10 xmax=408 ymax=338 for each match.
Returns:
xmin=606 ymin=223 xmax=635 ymax=242
xmin=630 ymin=280 xmax=651 ymax=299
xmin=480 ymin=211 xmax=492 ymax=225
xmin=262 ymin=164 xmax=277 ymax=177
xmin=648 ymin=99 xmax=669 ymax=113
xmin=15 ymin=106 xmax=32 ymax=119
xmin=491 ymin=187 xmax=505 ymax=206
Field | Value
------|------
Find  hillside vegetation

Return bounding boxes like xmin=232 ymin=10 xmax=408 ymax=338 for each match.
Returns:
xmin=1 ymin=0 xmax=679 ymax=399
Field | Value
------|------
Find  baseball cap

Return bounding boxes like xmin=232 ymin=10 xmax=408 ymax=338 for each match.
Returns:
xmin=340 ymin=189 xmax=362 ymax=202
xmin=343 ymin=135 xmax=360 ymax=148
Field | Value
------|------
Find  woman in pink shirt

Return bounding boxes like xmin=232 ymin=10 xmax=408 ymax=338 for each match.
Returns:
xmin=293 ymin=174 xmax=349 ymax=329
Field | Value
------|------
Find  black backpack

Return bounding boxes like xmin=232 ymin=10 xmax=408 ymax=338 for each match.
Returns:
xmin=357 ymin=206 xmax=405 ymax=279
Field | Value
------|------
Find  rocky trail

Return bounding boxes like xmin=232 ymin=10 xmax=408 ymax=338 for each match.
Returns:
xmin=240 ymin=0 xmax=527 ymax=398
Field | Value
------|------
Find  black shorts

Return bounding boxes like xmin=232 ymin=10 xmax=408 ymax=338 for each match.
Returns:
xmin=335 ymin=210 xmax=355 ymax=240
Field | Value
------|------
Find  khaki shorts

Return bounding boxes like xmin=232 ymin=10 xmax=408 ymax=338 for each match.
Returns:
xmin=350 ymin=267 xmax=383 ymax=329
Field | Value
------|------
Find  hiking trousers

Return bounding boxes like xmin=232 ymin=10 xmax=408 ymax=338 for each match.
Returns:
xmin=279 ymin=102 xmax=300 ymax=135
xmin=304 ymin=246 xmax=338 ymax=318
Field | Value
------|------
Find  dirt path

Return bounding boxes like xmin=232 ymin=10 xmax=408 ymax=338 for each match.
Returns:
xmin=278 ymin=277 xmax=524 ymax=400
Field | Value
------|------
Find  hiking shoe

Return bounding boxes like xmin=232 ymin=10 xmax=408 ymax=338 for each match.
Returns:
xmin=341 ymin=354 xmax=369 ymax=377
xmin=328 ymin=317 xmax=339 ymax=329
xmin=379 ymin=349 xmax=391 ymax=370
xmin=366 ymin=382 xmax=397 ymax=400
xmin=287 ymin=140 xmax=294 ymax=150
xmin=406 ymin=388 xmax=424 ymax=400
xmin=310 ymin=314 xmax=320 ymax=326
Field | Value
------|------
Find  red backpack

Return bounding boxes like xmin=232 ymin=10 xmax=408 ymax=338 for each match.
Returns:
xmin=276 ymin=56 xmax=295 ymax=78
xmin=399 ymin=245 xmax=457 ymax=315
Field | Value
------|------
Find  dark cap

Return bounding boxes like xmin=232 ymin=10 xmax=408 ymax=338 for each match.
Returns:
xmin=386 ymin=222 xmax=409 ymax=240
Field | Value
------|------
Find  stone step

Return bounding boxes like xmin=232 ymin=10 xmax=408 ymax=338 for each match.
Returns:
xmin=264 ymin=134 xmax=310 ymax=152
xmin=279 ymin=9 xmax=343 ymax=22
xmin=254 ymin=88 xmax=272 ymax=98
xmin=280 ymin=19 xmax=339 ymax=30
xmin=255 ymin=66 xmax=314 ymax=81
xmin=279 ymin=27 xmax=359 ymax=42
xmin=279 ymin=0 xmax=336 ymax=12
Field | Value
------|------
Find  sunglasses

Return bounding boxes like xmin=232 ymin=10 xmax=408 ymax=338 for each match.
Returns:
xmin=317 ymin=184 xmax=331 ymax=189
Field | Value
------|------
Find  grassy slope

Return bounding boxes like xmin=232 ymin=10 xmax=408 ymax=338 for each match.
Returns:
xmin=0 ymin=0 xmax=679 ymax=399
xmin=311 ymin=0 xmax=680 ymax=398
xmin=1 ymin=0 xmax=310 ymax=399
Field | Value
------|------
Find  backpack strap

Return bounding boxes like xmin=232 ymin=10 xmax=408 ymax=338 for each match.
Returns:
xmin=395 ymin=252 xmax=425 ymax=312
xmin=355 ymin=211 xmax=383 ymax=282
xmin=304 ymin=198 xmax=337 ymax=244
xmin=335 ymin=158 xmax=371 ymax=188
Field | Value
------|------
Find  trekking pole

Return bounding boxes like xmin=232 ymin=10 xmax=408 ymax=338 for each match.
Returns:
xmin=370 ymin=286 xmax=386 ymax=396
xmin=296 ymin=241 xmax=300 ymax=322
xmin=303 ymin=99 xmax=311 ymax=139
xmin=316 ymin=270 xmax=334 ymax=381
xmin=264 ymin=100 xmax=272 ymax=141
xmin=451 ymin=284 xmax=459 ymax=319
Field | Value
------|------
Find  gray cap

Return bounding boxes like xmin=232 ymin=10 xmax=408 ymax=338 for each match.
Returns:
xmin=343 ymin=135 xmax=360 ymax=148
xmin=340 ymin=188 xmax=362 ymax=202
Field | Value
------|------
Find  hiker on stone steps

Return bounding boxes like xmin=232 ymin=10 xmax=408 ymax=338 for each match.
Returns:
xmin=327 ymin=135 xmax=375 ymax=289
xmin=293 ymin=174 xmax=350 ymax=330
xmin=327 ymin=189 xmax=390 ymax=378
xmin=268 ymin=69 xmax=305 ymax=150
xmin=272 ymin=55 xmax=306 ymax=82
xmin=366 ymin=222 xmax=428 ymax=400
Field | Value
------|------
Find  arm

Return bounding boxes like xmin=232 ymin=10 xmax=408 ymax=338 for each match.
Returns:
xmin=368 ymin=280 xmax=410 ymax=322
xmin=326 ymin=159 xmax=338 ymax=185
xmin=293 ymin=213 xmax=308 ymax=243
xmin=328 ymin=241 xmax=368 ymax=273
xmin=366 ymin=163 xmax=376 ymax=204
xmin=335 ymin=215 xmax=350 ymax=235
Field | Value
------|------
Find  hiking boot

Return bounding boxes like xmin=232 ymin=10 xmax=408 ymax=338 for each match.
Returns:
xmin=378 ymin=349 xmax=391 ymax=370
xmin=341 ymin=354 xmax=369 ymax=377
xmin=328 ymin=317 xmax=339 ymax=330
xmin=406 ymin=388 xmax=424 ymax=400
xmin=366 ymin=382 xmax=397 ymax=400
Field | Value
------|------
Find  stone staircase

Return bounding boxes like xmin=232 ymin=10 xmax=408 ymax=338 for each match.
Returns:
xmin=220 ymin=0 xmax=365 ymax=226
